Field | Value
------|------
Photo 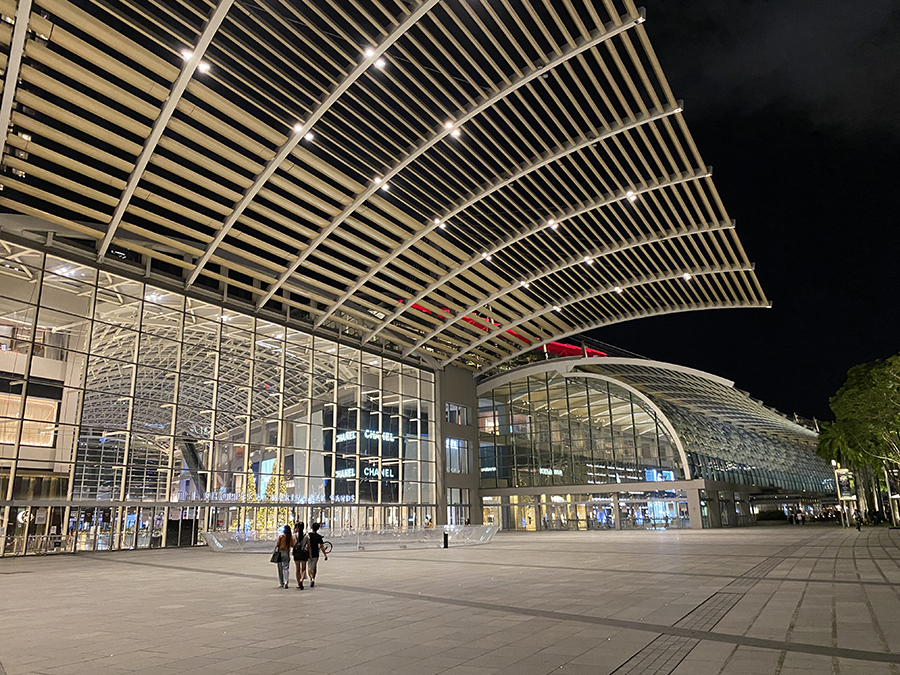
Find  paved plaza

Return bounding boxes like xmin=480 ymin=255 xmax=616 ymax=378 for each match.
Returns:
xmin=3 ymin=526 xmax=900 ymax=675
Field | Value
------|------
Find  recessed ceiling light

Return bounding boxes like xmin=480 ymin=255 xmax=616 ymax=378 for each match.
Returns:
xmin=444 ymin=122 xmax=453 ymax=129
xmin=197 ymin=62 xmax=210 ymax=73
xmin=182 ymin=50 xmax=192 ymax=60
xmin=553 ymin=306 xmax=561 ymax=311
xmin=439 ymin=222 xmax=446 ymax=229
xmin=380 ymin=184 xmax=389 ymax=191
xmin=375 ymin=58 xmax=386 ymax=68
xmin=520 ymin=281 xmax=530 ymax=288
xmin=294 ymin=124 xmax=303 ymax=133
xmin=450 ymin=129 xmax=461 ymax=138
xmin=374 ymin=177 xmax=382 ymax=184
xmin=433 ymin=218 xmax=442 ymax=225
xmin=614 ymin=286 xmax=623 ymax=293
xmin=305 ymin=132 xmax=314 ymax=141
xmin=364 ymin=48 xmax=375 ymax=57
xmin=628 ymin=195 xmax=637 ymax=202
xmin=683 ymin=273 xmax=692 ymax=280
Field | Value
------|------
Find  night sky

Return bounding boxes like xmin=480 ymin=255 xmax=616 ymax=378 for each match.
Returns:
xmin=587 ymin=0 xmax=900 ymax=421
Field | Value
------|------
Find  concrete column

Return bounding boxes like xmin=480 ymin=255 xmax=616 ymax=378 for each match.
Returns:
xmin=706 ymin=492 xmax=722 ymax=528
xmin=686 ymin=489 xmax=704 ymax=529
xmin=435 ymin=366 xmax=480 ymax=526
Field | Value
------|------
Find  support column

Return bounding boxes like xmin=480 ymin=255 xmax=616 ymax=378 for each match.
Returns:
xmin=706 ymin=492 xmax=722 ymax=528
xmin=686 ymin=489 xmax=704 ymax=529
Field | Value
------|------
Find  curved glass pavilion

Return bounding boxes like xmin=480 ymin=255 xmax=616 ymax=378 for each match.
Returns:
xmin=477 ymin=357 xmax=832 ymax=530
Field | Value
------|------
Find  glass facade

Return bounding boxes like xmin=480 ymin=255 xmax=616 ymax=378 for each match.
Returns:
xmin=478 ymin=371 xmax=682 ymax=490
xmin=0 ymin=243 xmax=436 ymax=554
xmin=477 ymin=367 xmax=833 ymax=531
xmin=657 ymin=402 xmax=829 ymax=493
xmin=483 ymin=492 xmax=689 ymax=531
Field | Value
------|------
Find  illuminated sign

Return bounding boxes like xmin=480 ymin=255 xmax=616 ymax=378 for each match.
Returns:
xmin=539 ymin=468 xmax=563 ymax=476
xmin=644 ymin=469 xmax=675 ymax=482
xmin=835 ymin=469 xmax=856 ymax=500
xmin=335 ymin=430 xmax=396 ymax=444
xmin=333 ymin=466 xmax=397 ymax=479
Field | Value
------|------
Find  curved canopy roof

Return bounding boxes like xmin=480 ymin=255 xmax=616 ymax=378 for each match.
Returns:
xmin=482 ymin=356 xmax=817 ymax=445
xmin=0 ymin=0 xmax=767 ymax=369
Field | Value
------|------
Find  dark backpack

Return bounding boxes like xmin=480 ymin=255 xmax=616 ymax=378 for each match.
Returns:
xmin=293 ymin=535 xmax=310 ymax=561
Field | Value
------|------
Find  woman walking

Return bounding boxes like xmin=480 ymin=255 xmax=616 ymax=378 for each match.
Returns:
xmin=293 ymin=522 xmax=310 ymax=589
xmin=274 ymin=524 xmax=294 ymax=588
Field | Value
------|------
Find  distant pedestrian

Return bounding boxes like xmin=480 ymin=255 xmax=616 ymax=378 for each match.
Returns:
xmin=274 ymin=524 xmax=294 ymax=588
xmin=853 ymin=508 xmax=862 ymax=532
xmin=307 ymin=522 xmax=328 ymax=588
xmin=293 ymin=522 xmax=310 ymax=589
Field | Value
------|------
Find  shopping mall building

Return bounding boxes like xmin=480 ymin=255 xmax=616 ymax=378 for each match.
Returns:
xmin=0 ymin=0 xmax=833 ymax=554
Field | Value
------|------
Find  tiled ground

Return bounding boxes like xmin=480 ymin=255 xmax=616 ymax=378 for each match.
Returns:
xmin=3 ymin=525 xmax=900 ymax=675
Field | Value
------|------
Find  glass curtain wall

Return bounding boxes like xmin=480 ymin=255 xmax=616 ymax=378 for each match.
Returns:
xmin=656 ymin=401 xmax=830 ymax=492
xmin=0 ymin=242 xmax=436 ymax=555
xmin=478 ymin=372 xmax=682 ymax=490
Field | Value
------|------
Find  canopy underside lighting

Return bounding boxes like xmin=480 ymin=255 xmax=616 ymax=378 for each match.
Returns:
xmin=0 ymin=0 xmax=768 ymax=369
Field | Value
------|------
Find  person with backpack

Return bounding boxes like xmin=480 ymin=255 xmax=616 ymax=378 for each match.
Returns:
xmin=307 ymin=522 xmax=328 ymax=587
xmin=273 ymin=524 xmax=294 ymax=589
xmin=292 ymin=522 xmax=310 ymax=589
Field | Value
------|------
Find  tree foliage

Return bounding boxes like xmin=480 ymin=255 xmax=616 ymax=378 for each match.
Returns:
xmin=818 ymin=354 xmax=900 ymax=463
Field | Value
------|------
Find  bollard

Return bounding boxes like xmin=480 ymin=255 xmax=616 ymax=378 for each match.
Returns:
xmin=443 ymin=531 xmax=449 ymax=549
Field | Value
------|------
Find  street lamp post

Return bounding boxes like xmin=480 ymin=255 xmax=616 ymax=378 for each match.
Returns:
xmin=832 ymin=460 xmax=847 ymax=528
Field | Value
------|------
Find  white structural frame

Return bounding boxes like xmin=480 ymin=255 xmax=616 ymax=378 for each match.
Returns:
xmin=484 ymin=299 xmax=771 ymax=370
xmin=314 ymin=101 xmax=682 ymax=329
xmin=371 ymin=166 xmax=709 ymax=346
xmin=441 ymin=263 xmax=754 ymax=365
xmin=400 ymin=212 xmax=728 ymax=357
xmin=96 ymin=0 xmax=234 ymax=260
xmin=185 ymin=0 xmax=441 ymax=289
xmin=0 ymin=0 xmax=33 ymax=145
xmin=255 ymin=9 xmax=646 ymax=310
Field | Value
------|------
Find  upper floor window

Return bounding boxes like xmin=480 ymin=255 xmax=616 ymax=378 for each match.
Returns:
xmin=445 ymin=401 xmax=469 ymax=426
xmin=446 ymin=437 xmax=470 ymax=473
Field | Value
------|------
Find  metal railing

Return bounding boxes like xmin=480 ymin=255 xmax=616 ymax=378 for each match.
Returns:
xmin=201 ymin=524 xmax=499 ymax=553
xmin=4 ymin=534 xmax=76 ymax=556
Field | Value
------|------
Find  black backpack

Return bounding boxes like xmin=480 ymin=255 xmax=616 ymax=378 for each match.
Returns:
xmin=293 ymin=534 xmax=310 ymax=561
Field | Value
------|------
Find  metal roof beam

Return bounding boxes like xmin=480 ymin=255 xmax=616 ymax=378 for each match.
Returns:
xmin=0 ymin=0 xmax=33 ymax=147
xmin=399 ymin=210 xmax=727 ymax=356
xmin=441 ymin=263 xmax=753 ymax=365
xmin=254 ymin=8 xmax=646 ymax=311
xmin=369 ymin=167 xmax=710 ymax=345
xmin=484 ymin=299 xmax=771 ymax=370
xmin=314 ymin=101 xmax=680 ymax=329
xmin=185 ymin=0 xmax=441 ymax=289
xmin=97 ymin=0 xmax=234 ymax=261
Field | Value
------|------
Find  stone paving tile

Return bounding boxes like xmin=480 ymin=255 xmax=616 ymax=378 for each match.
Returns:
xmin=3 ymin=527 xmax=900 ymax=675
